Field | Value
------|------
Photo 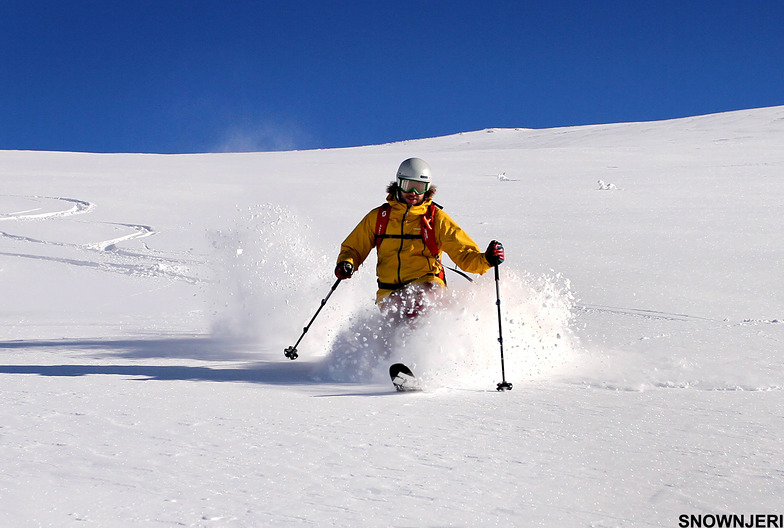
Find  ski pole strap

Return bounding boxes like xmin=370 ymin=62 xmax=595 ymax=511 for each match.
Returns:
xmin=446 ymin=264 xmax=474 ymax=282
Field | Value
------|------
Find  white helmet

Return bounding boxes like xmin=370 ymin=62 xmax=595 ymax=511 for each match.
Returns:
xmin=396 ymin=158 xmax=432 ymax=194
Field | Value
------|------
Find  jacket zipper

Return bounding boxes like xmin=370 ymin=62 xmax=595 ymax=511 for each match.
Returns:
xmin=397 ymin=204 xmax=410 ymax=284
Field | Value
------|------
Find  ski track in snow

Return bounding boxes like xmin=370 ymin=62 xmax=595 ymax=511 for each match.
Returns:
xmin=577 ymin=303 xmax=720 ymax=322
xmin=577 ymin=303 xmax=782 ymax=332
xmin=0 ymin=195 xmax=201 ymax=283
xmin=0 ymin=195 xmax=95 ymax=220
xmin=84 ymin=222 xmax=155 ymax=252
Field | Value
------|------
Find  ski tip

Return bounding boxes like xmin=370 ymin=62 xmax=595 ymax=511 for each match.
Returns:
xmin=389 ymin=363 xmax=414 ymax=380
xmin=390 ymin=363 xmax=422 ymax=392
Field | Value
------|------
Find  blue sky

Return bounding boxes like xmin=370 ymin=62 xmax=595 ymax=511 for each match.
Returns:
xmin=2 ymin=1 xmax=783 ymax=153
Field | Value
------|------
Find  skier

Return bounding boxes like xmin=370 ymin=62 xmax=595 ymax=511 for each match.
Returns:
xmin=334 ymin=158 xmax=505 ymax=322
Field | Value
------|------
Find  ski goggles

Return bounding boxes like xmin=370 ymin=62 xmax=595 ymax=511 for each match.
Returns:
xmin=398 ymin=178 xmax=430 ymax=195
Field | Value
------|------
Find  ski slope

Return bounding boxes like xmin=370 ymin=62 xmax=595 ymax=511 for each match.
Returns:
xmin=1 ymin=106 xmax=783 ymax=526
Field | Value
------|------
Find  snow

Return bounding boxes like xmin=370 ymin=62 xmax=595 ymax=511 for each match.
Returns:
xmin=2 ymin=106 xmax=783 ymax=526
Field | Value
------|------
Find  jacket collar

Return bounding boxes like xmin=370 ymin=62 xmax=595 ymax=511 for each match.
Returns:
xmin=386 ymin=194 xmax=432 ymax=215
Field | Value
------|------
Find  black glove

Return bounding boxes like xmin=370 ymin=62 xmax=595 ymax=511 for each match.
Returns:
xmin=335 ymin=261 xmax=354 ymax=279
xmin=485 ymin=240 xmax=505 ymax=266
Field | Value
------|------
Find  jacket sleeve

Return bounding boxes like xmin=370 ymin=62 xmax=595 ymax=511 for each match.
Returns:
xmin=435 ymin=209 xmax=492 ymax=275
xmin=336 ymin=207 xmax=378 ymax=270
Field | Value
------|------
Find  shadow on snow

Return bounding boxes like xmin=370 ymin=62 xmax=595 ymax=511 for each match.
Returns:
xmin=0 ymin=336 xmax=337 ymax=386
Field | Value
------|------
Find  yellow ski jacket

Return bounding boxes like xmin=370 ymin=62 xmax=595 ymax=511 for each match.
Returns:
xmin=337 ymin=195 xmax=492 ymax=301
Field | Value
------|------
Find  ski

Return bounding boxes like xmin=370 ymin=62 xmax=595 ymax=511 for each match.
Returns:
xmin=389 ymin=363 xmax=422 ymax=392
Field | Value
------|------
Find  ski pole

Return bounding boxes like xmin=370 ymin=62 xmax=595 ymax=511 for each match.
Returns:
xmin=284 ymin=278 xmax=341 ymax=360
xmin=494 ymin=265 xmax=513 ymax=391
